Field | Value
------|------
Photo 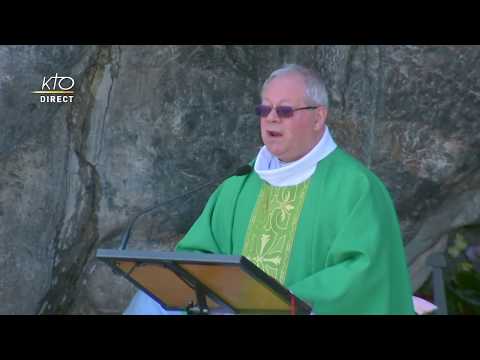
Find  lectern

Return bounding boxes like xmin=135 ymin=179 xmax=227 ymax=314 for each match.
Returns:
xmin=96 ymin=249 xmax=312 ymax=315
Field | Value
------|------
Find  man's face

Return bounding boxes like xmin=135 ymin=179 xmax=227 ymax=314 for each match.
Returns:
xmin=260 ymin=73 xmax=327 ymax=162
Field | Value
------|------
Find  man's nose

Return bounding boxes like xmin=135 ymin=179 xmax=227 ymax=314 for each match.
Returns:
xmin=265 ymin=107 xmax=280 ymax=122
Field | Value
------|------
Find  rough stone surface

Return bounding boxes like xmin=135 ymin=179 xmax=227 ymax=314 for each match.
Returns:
xmin=1 ymin=45 xmax=479 ymax=314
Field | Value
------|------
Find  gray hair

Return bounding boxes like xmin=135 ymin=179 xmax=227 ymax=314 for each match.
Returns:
xmin=261 ymin=64 xmax=329 ymax=108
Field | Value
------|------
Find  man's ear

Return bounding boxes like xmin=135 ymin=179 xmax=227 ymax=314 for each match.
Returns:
xmin=313 ymin=106 xmax=327 ymax=131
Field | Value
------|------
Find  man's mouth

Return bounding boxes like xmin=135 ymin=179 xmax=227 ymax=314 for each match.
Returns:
xmin=267 ymin=130 xmax=283 ymax=138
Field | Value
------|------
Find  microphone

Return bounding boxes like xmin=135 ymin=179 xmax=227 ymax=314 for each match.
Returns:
xmin=119 ymin=164 xmax=253 ymax=250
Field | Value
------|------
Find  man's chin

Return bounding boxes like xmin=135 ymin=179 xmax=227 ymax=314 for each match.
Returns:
xmin=265 ymin=145 xmax=285 ymax=159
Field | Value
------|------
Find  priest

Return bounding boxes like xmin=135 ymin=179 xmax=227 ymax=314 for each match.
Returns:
xmin=124 ymin=64 xmax=415 ymax=315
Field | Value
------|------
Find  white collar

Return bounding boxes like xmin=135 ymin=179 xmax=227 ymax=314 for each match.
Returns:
xmin=254 ymin=126 xmax=337 ymax=187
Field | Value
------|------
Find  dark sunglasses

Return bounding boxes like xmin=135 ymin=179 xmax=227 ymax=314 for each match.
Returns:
xmin=255 ymin=105 xmax=319 ymax=118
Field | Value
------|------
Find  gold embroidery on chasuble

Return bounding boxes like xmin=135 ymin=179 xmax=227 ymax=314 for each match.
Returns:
xmin=242 ymin=179 xmax=311 ymax=284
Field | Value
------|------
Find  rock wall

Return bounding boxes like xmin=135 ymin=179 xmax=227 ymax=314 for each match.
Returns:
xmin=1 ymin=45 xmax=479 ymax=314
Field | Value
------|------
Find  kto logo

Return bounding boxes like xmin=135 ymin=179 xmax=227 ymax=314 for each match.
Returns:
xmin=32 ymin=73 xmax=75 ymax=103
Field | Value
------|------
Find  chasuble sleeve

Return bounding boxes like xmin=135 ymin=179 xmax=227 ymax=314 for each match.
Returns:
xmin=175 ymin=186 xmax=222 ymax=254
xmin=288 ymin=175 xmax=415 ymax=315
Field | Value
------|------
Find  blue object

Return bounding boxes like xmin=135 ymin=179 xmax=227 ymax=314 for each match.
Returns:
xmin=123 ymin=290 xmax=186 ymax=315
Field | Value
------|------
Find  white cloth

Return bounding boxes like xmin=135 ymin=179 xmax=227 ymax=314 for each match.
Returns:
xmin=412 ymin=296 xmax=438 ymax=315
xmin=123 ymin=290 xmax=185 ymax=315
xmin=254 ymin=126 xmax=337 ymax=187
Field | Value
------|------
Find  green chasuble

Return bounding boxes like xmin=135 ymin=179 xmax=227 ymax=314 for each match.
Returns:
xmin=176 ymin=148 xmax=415 ymax=315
